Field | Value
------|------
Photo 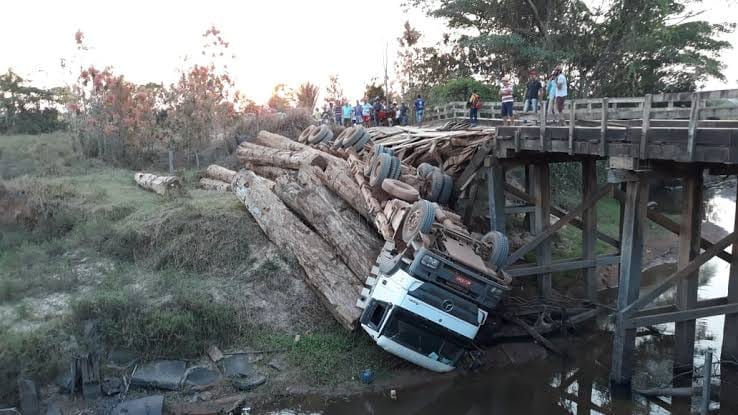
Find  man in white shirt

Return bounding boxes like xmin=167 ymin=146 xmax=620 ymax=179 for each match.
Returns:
xmin=554 ymin=65 xmax=568 ymax=125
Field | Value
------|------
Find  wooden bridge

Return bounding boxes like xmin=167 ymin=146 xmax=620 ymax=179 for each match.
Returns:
xmin=450 ymin=89 xmax=738 ymax=412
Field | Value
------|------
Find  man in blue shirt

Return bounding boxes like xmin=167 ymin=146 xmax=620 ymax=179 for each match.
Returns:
xmin=353 ymin=100 xmax=363 ymax=125
xmin=414 ymin=95 xmax=425 ymax=126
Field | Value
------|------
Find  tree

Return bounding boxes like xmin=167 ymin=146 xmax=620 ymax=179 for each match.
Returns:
xmin=295 ymin=82 xmax=320 ymax=110
xmin=364 ymin=81 xmax=385 ymax=102
xmin=396 ymin=21 xmax=422 ymax=96
xmin=0 ymin=68 xmax=66 ymax=134
xmin=267 ymin=84 xmax=293 ymax=112
xmin=428 ymin=77 xmax=499 ymax=106
xmin=406 ymin=0 xmax=733 ymax=97
xmin=325 ymin=74 xmax=344 ymax=105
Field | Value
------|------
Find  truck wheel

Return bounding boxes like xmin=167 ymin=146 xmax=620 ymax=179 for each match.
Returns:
xmin=427 ymin=172 xmax=445 ymax=202
xmin=388 ymin=156 xmax=401 ymax=180
xmin=402 ymin=199 xmax=435 ymax=242
xmin=308 ymin=125 xmax=329 ymax=144
xmin=482 ymin=231 xmax=509 ymax=268
xmin=353 ymin=131 xmax=371 ymax=152
xmin=369 ymin=153 xmax=392 ymax=187
xmin=343 ymin=125 xmax=365 ymax=148
xmin=335 ymin=127 xmax=353 ymax=148
xmin=438 ymin=174 xmax=453 ymax=205
xmin=417 ymin=163 xmax=435 ymax=178
xmin=381 ymin=179 xmax=419 ymax=202
xmin=299 ymin=125 xmax=316 ymax=143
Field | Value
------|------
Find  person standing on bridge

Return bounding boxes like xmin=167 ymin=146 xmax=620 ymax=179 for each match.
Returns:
xmin=342 ymin=101 xmax=353 ymax=127
xmin=334 ymin=101 xmax=342 ymax=125
xmin=500 ymin=77 xmax=515 ymax=126
xmin=523 ymin=70 xmax=543 ymax=113
xmin=354 ymin=100 xmax=363 ymax=125
xmin=554 ymin=65 xmax=568 ymax=125
xmin=414 ymin=95 xmax=425 ymax=126
xmin=546 ymin=72 xmax=557 ymax=116
xmin=468 ymin=90 xmax=482 ymax=127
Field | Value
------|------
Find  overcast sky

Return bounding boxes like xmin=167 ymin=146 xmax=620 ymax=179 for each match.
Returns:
xmin=2 ymin=0 xmax=736 ymax=104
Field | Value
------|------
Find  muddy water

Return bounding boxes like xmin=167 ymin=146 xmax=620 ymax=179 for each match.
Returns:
xmin=253 ymin=183 xmax=737 ymax=415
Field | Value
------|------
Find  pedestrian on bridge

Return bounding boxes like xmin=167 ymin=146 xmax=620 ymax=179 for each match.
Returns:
xmin=500 ymin=77 xmax=515 ymax=126
xmin=523 ymin=70 xmax=543 ymax=113
xmin=468 ymin=90 xmax=482 ymax=127
xmin=414 ymin=95 xmax=425 ymax=126
xmin=554 ymin=65 xmax=568 ymax=125
xmin=342 ymin=102 xmax=353 ymax=127
xmin=546 ymin=73 xmax=557 ymax=116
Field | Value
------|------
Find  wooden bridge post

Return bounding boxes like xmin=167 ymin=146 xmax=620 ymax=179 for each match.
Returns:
xmin=531 ymin=162 xmax=552 ymax=298
xmin=610 ymin=174 xmax=649 ymax=384
xmin=721 ymin=181 xmax=738 ymax=412
xmin=582 ymin=158 xmax=599 ymax=302
xmin=674 ymin=169 xmax=703 ymax=372
xmin=486 ymin=158 xmax=506 ymax=233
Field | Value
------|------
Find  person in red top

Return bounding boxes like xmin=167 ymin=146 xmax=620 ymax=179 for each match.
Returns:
xmin=468 ymin=90 xmax=482 ymax=127
xmin=500 ymin=77 xmax=514 ymax=126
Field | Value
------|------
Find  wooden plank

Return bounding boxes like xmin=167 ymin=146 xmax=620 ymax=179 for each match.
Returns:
xmin=568 ymin=100 xmax=575 ymax=155
xmin=674 ymin=170 xmax=702 ymax=373
xmin=504 ymin=183 xmax=620 ymax=248
xmin=540 ymin=102 xmax=548 ymax=150
xmin=610 ymin=178 xmax=649 ymax=384
xmin=626 ymin=302 xmax=738 ymax=328
xmin=640 ymin=94 xmax=652 ymax=159
xmin=687 ymin=92 xmax=700 ymax=161
xmin=504 ymin=205 xmax=536 ymax=214
xmin=532 ymin=163 xmax=552 ymax=298
xmin=600 ymin=98 xmax=608 ymax=156
xmin=621 ymin=230 xmax=738 ymax=318
xmin=487 ymin=163 xmax=506 ymax=232
xmin=582 ymin=159 xmax=598 ymax=302
xmin=505 ymin=183 xmax=612 ymax=266
xmin=454 ymin=140 xmax=494 ymax=193
xmin=505 ymin=254 xmax=620 ymax=277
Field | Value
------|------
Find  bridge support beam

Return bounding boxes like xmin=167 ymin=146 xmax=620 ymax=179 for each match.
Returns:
xmin=722 ymin=180 xmax=738 ymax=412
xmin=486 ymin=159 xmax=506 ymax=233
xmin=610 ymin=174 xmax=649 ymax=384
xmin=531 ymin=162 xmax=552 ymax=298
xmin=582 ymin=158 xmax=599 ymax=302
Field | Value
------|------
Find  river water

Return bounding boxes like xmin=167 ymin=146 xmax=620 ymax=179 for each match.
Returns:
xmin=252 ymin=182 xmax=737 ymax=415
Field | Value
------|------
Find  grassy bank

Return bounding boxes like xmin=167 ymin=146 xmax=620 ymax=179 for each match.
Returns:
xmin=0 ymin=132 xmax=391 ymax=403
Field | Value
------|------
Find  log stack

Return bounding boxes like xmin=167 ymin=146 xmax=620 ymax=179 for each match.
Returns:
xmin=205 ymin=125 xmax=500 ymax=330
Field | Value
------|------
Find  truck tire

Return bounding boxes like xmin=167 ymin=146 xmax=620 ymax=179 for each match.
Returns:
xmin=438 ymin=174 xmax=453 ymax=205
xmin=299 ymin=125 xmax=316 ymax=143
xmin=308 ymin=125 xmax=330 ymax=144
xmin=369 ymin=153 xmax=392 ymax=187
xmin=388 ymin=156 xmax=400 ymax=180
xmin=482 ymin=231 xmax=509 ymax=268
xmin=353 ymin=131 xmax=371 ymax=152
xmin=417 ymin=163 xmax=435 ymax=178
xmin=335 ymin=127 xmax=353 ymax=148
xmin=402 ymin=199 xmax=435 ymax=242
xmin=381 ymin=179 xmax=419 ymax=202
xmin=342 ymin=125 xmax=365 ymax=148
xmin=427 ymin=172 xmax=445 ymax=202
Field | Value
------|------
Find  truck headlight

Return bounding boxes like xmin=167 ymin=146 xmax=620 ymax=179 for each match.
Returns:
xmin=421 ymin=255 xmax=440 ymax=269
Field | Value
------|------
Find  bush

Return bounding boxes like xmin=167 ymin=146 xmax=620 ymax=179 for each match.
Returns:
xmin=232 ymin=109 xmax=314 ymax=142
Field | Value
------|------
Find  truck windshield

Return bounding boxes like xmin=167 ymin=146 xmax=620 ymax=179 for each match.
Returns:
xmin=381 ymin=308 xmax=467 ymax=365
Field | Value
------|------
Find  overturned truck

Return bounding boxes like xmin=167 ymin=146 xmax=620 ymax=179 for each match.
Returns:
xmin=205 ymin=124 xmax=511 ymax=371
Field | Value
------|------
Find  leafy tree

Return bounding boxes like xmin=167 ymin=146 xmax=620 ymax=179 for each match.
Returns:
xmin=295 ymin=82 xmax=320 ymax=110
xmin=324 ymin=74 xmax=344 ymax=105
xmin=396 ymin=21 xmax=422 ymax=96
xmin=267 ymin=84 xmax=293 ymax=112
xmin=406 ymin=0 xmax=734 ymax=97
xmin=428 ymin=77 xmax=499 ymax=106
xmin=0 ymin=68 xmax=66 ymax=134
xmin=364 ymin=81 xmax=385 ymax=102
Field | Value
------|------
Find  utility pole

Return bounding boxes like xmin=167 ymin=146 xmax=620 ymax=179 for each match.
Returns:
xmin=384 ymin=42 xmax=389 ymax=100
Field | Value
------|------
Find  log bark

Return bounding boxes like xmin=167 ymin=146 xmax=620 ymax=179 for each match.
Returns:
xmin=236 ymin=142 xmax=328 ymax=171
xmin=242 ymin=162 xmax=294 ymax=181
xmin=206 ymin=164 xmax=236 ymax=183
xmin=200 ymin=178 xmax=231 ymax=192
xmin=232 ymin=170 xmax=362 ymax=330
xmin=253 ymin=130 xmax=345 ymax=167
xmin=313 ymin=162 xmax=370 ymax=220
xmin=273 ymin=166 xmax=383 ymax=280
xmin=347 ymin=154 xmax=394 ymax=240
xmin=134 ymin=172 xmax=182 ymax=195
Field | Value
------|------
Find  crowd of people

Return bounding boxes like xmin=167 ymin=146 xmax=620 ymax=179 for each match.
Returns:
xmin=316 ymin=95 xmax=428 ymax=128
xmin=314 ymin=65 xmax=568 ymax=129
xmin=466 ymin=65 xmax=569 ymax=127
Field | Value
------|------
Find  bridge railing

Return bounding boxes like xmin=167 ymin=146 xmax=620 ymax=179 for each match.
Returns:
xmin=425 ymin=89 xmax=738 ymax=122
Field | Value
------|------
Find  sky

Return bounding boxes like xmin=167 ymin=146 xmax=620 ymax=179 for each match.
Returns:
xmin=1 ymin=0 xmax=737 ymax=104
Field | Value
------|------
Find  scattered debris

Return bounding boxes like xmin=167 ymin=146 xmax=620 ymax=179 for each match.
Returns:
xmin=182 ymin=367 xmax=221 ymax=391
xmin=110 ymin=395 xmax=163 ymax=415
xmin=17 ymin=379 xmax=40 ymax=415
xmin=131 ymin=360 xmax=187 ymax=391
xmin=76 ymin=352 xmax=102 ymax=399
xmin=101 ymin=377 xmax=123 ymax=396
xmin=359 ymin=369 xmax=374 ymax=384
xmin=221 ymin=355 xmax=256 ymax=379
xmin=230 ymin=374 xmax=266 ymax=392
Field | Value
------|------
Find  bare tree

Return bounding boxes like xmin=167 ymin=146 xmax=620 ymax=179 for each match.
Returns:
xmin=295 ymin=82 xmax=320 ymax=110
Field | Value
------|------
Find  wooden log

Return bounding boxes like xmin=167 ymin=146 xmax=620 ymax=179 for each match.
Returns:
xmin=232 ymin=170 xmax=362 ymax=330
xmin=242 ymin=162 xmax=294 ymax=181
xmin=236 ymin=142 xmax=328 ymax=171
xmin=347 ymin=154 xmax=394 ymax=240
xmin=199 ymin=178 xmax=231 ymax=192
xmin=206 ymin=164 xmax=236 ymax=183
xmin=273 ymin=166 xmax=383 ymax=280
xmin=134 ymin=172 xmax=182 ymax=196
xmin=253 ymin=130 xmax=346 ymax=166
xmin=313 ymin=162 xmax=371 ymax=220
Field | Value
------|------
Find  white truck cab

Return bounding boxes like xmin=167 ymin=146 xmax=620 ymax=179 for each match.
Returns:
xmin=360 ymin=268 xmax=488 ymax=372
